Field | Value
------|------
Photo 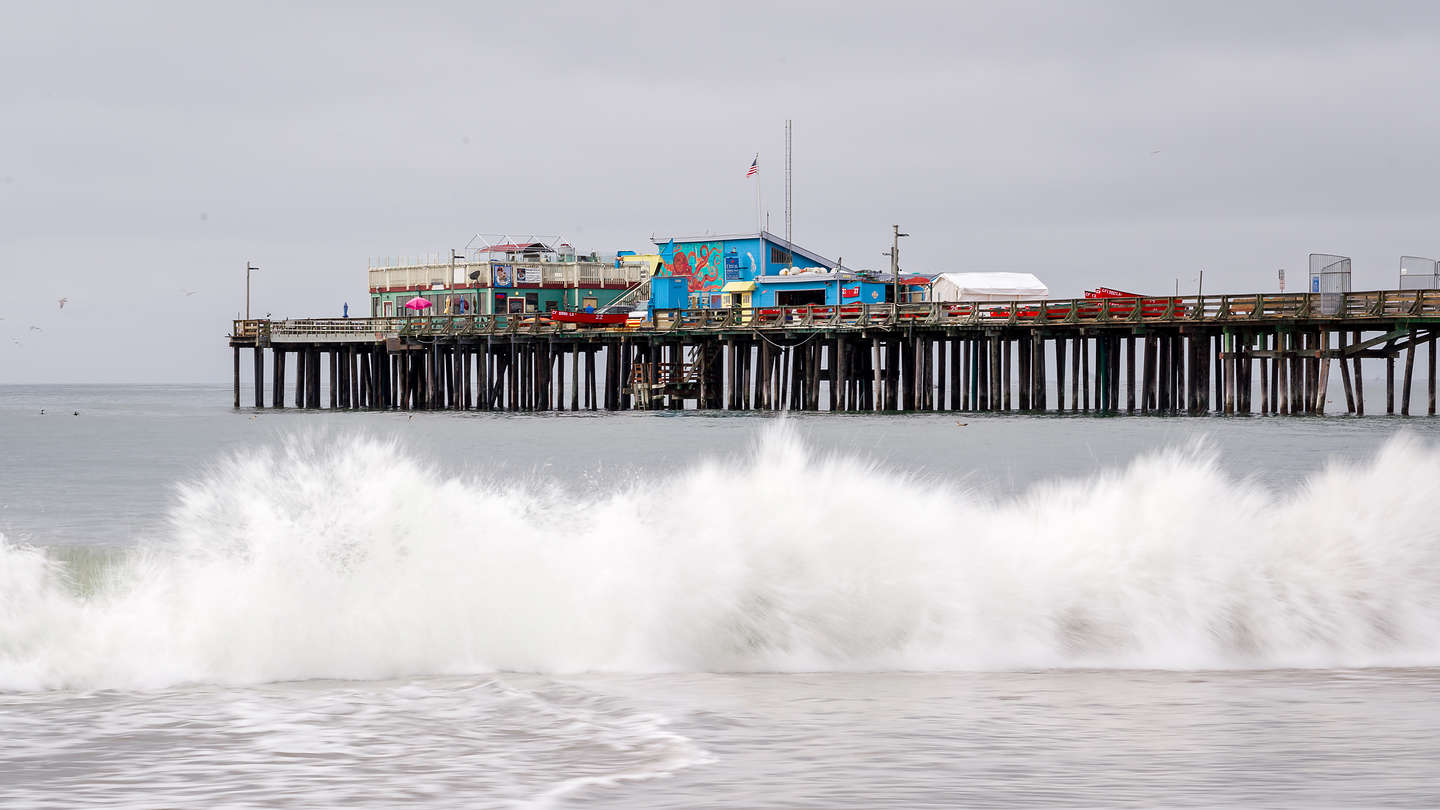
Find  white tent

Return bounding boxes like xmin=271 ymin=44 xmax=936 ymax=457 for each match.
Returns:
xmin=930 ymin=272 xmax=1049 ymax=302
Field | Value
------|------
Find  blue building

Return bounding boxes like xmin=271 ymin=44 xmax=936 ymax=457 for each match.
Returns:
xmin=748 ymin=272 xmax=894 ymax=308
xmin=652 ymin=231 xmax=839 ymax=309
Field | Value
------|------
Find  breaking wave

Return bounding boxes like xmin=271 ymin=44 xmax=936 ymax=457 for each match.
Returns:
xmin=4 ymin=426 xmax=1440 ymax=691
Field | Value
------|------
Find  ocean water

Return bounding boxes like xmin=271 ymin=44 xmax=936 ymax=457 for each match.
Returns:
xmin=3 ymin=385 xmax=1440 ymax=807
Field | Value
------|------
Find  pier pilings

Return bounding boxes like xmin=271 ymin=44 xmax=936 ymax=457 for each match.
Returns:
xmin=228 ymin=293 xmax=1440 ymax=417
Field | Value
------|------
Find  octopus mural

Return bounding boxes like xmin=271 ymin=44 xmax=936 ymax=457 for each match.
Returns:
xmin=664 ymin=241 xmax=724 ymax=292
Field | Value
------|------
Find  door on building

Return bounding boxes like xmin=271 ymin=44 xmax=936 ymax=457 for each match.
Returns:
xmin=722 ymin=291 xmax=754 ymax=323
xmin=384 ymin=300 xmax=394 ymax=317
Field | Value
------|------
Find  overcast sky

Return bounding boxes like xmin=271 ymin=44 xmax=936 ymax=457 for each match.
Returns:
xmin=3 ymin=1 xmax=1439 ymax=383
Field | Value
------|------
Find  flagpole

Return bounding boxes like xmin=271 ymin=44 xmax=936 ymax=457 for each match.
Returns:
xmin=754 ymin=154 xmax=761 ymax=233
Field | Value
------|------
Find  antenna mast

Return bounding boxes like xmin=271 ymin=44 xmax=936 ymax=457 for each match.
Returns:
xmin=784 ymin=120 xmax=792 ymax=244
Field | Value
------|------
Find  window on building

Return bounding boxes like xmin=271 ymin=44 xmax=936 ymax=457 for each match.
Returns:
xmin=769 ymin=246 xmax=792 ymax=266
xmin=525 ymin=292 xmax=539 ymax=312
xmin=778 ymin=289 xmax=825 ymax=306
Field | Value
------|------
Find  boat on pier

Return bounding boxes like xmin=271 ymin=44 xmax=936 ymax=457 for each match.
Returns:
xmin=550 ymin=309 xmax=630 ymax=326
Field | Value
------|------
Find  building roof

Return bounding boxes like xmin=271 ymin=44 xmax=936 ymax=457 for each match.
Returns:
xmin=652 ymin=230 xmax=837 ymax=269
xmin=484 ymin=241 xmax=555 ymax=253
xmin=755 ymin=270 xmax=870 ymax=284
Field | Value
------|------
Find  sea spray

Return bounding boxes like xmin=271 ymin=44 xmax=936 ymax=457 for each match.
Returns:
xmin=3 ymin=425 xmax=1440 ymax=691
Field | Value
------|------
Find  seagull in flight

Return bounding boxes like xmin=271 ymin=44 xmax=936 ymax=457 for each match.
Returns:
xmin=181 ymin=289 xmax=198 ymax=297
xmin=57 ymin=297 xmax=68 ymax=309
xmin=28 ymin=325 xmax=42 ymax=331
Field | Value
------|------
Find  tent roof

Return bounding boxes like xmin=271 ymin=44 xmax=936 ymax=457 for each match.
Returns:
xmin=930 ymin=272 xmax=1049 ymax=302
xmin=933 ymin=272 xmax=1048 ymax=291
xmin=933 ymin=272 xmax=1048 ymax=295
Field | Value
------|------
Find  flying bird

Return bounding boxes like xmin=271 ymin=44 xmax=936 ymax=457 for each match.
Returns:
xmin=57 ymin=297 xmax=68 ymax=309
xmin=28 ymin=325 xmax=42 ymax=331
xmin=181 ymin=289 xmax=198 ymax=296
xmin=1150 ymin=149 xmax=1162 ymax=155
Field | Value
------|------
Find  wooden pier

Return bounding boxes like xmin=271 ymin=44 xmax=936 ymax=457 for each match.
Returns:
xmin=229 ymin=290 xmax=1440 ymax=416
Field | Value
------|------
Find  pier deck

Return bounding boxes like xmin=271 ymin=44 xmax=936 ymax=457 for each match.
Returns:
xmin=229 ymin=290 xmax=1440 ymax=416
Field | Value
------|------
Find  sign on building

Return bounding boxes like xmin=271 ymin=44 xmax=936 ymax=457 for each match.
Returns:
xmin=724 ymin=256 xmax=741 ymax=280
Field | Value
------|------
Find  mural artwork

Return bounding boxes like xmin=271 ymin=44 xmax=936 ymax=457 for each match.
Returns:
xmin=664 ymin=242 xmax=724 ymax=292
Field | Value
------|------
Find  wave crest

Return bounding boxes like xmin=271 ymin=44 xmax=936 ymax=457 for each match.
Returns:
xmin=4 ymin=427 xmax=1440 ymax=690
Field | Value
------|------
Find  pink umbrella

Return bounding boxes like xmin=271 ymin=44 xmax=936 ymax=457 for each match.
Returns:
xmin=404 ymin=297 xmax=433 ymax=311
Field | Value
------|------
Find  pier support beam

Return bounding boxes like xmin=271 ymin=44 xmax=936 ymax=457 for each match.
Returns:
xmin=1402 ymin=329 xmax=1417 ymax=416
xmin=253 ymin=348 xmax=265 ymax=409
xmin=1431 ymin=331 xmax=1437 ymax=417
xmin=274 ymin=349 xmax=286 ymax=408
xmin=1316 ymin=331 xmax=1331 ymax=415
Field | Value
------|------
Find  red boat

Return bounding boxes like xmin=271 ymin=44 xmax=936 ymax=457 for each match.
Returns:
xmin=552 ymin=310 xmax=629 ymax=326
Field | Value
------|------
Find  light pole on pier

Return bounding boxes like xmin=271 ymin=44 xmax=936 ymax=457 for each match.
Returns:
xmin=888 ymin=225 xmax=908 ymax=313
xmin=246 ymin=262 xmax=259 ymax=320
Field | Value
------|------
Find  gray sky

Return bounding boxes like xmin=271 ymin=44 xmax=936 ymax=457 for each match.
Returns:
xmin=3 ymin=1 xmax=1439 ymax=383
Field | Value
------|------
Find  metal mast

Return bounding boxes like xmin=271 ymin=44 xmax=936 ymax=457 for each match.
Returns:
xmin=784 ymin=120 xmax=792 ymax=245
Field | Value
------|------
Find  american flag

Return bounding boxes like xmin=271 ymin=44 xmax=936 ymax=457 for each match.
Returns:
xmin=746 ymin=154 xmax=758 ymax=177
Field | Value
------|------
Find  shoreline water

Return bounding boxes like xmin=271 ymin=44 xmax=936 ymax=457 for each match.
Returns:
xmin=4 ymin=386 xmax=1440 ymax=807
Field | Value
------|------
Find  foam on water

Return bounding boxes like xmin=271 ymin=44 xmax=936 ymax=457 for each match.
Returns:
xmin=4 ymin=425 xmax=1440 ymax=691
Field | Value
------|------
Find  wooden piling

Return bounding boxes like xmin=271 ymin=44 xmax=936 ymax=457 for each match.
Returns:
xmin=1296 ymin=332 xmax=1307 ymax=413
xmin=275 ymin=349 xmax=286 ymax=408
xmin=253 ymin=348 xmax=265 ymax=409
xmin=1430 ymin=330 xmax=1437 ymax=417
xmin=1125 ymin=336 xmax=1135 ymax=413
xmin=1054 ymin=337 xmax=1066 ymax=412
xmin=330 ymin=350 xmax=340 ymax=409
xmin=1071 ymin=336 xmax=1082 ymax=412
xmin=1387 ymin=347 xmax=1396 ymax=415
xmin=1402 ymin=329 xmax=1417 ymax=416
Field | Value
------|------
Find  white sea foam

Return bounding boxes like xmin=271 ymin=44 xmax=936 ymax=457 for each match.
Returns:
xmin=4 ymin=426 xmax=1440 ymax=691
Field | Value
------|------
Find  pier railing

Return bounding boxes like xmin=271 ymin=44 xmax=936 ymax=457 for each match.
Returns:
xmin=232 ymin=289 xmax=1440 ymax=343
